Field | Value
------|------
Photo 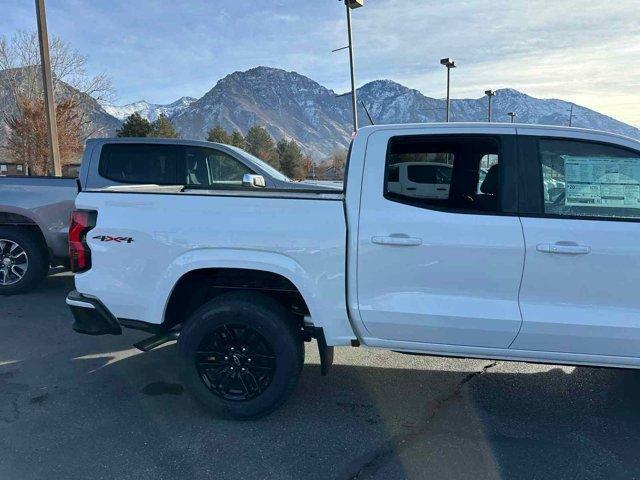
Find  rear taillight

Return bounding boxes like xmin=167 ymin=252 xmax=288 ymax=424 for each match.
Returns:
xmin=69 ymin=210 xmax=97 ymax=273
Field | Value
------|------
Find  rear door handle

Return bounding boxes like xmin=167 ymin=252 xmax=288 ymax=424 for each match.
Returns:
xmin=536 ymin=242 xmax=591 ymax=255
xmin=372 ymin=235 xmax=422 ymax=246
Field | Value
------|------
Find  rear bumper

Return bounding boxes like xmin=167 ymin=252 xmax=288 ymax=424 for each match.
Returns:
xmin=66 ymin=290 xmax=122 ymax=336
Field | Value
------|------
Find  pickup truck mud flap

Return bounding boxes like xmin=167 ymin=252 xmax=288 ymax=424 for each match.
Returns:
xmin=306 ymin=326 xmax=334 ymax=376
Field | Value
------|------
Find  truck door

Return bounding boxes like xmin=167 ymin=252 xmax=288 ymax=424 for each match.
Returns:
xmin=356 ymin=128 xmax=524 ymax=348
xmin=512 ymin=134 xmax=640 ymax=357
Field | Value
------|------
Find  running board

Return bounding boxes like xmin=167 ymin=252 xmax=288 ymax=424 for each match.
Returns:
xmin=134 ymin=331 xmax=180 ymax=352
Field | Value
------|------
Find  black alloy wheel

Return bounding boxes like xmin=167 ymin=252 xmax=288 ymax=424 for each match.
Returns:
xmin=196 ymin=323 xmax=276 ymax=401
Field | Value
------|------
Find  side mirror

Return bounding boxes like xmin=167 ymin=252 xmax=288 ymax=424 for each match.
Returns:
xmin=242 ymin=174 xmax=266 ymax=188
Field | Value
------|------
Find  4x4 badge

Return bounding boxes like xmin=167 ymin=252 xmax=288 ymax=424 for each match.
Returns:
xmin=93 ymin=235 xmax=134 ymax=244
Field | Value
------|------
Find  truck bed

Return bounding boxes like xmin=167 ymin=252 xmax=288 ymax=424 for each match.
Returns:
xmin=0 ymin=176 xmax=78 ymax=260
xmin=74 ymin=187 xmax=353 ymax=343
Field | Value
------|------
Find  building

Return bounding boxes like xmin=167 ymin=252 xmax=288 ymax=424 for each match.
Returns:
xmin=0 ymin=147 xmax=26 ymax=176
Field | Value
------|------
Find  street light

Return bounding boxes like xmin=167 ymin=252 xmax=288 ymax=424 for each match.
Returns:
xmin=440 ymin=58 xmax=456 ymax=122
xmin=507 ymin=112 xmax=517 ymax=123
xmin=341 ymin=0 xmax=364 ymax=133
xmin=484 ymin=89 xmax=496 ymax=122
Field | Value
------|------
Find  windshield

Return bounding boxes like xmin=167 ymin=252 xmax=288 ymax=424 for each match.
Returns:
xmin=226 ymin=145 xmax=291 ymax=182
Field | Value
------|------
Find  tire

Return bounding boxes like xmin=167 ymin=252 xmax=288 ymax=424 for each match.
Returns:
xmin=0 ymin=227 xmax=49 ymax=295
xmin=178 ymin=291 xmax=304 ymax=420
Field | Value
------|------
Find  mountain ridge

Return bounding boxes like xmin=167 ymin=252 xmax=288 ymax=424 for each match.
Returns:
xmin=2 ymin=65 xmax=639 ymax=160
xmin=99 ymin=96 xmax=197 ymax=122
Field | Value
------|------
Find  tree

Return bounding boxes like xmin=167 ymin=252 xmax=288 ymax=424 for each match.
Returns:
xmin=276 ymin=138 xmax=306 ymax=180
xmin=150 ymin=113 xmax=178 ymax=138
xmin=0 ymin=31 xmax=111 ymax=107
xmin=206 ymin=124 xmax=230 ymax=144
xmin=244 ymin=125 xmax=278 ymax=168
xmin=331 ymin=149 xmax=347 ymax=172
xmin=303 ymin=156 xmax=315 ymax=179
xmin=5 ymin=97 xmax=83 ymax=175
xmin=0 ymin=30 xmax=112 ymax=174
xmin=229 ymin=130 xmax=246 ymax=149
xmin=116 ymin=112 xmax=152 ymax=137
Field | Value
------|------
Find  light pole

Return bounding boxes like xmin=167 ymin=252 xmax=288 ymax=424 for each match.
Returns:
xmin=568 ymin=104 xmax=574 ymax=126
xmin=507 ymin=111 xmax=517 ymax=123
xmin=35 ymin=0 xmax=62 ymax=176
xmin=484 ymin=89 xmax=496 ymax=122
xmin=440 ymin=58 xmax=456 ymax=122
xmin=344 ymin=0 xmax=363 ymax=133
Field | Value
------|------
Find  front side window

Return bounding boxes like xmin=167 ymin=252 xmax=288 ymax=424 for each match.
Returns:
xmin=184 ymin=147 xmax=254 ymax=186
xmin=539 ymin=139 xmax=640 ymax=220
xmin=385 ymin=136 xmax=503 ymax=213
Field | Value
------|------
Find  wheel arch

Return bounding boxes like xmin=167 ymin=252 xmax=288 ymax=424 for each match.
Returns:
xmin=0 ymin=211 xmax=49 ymax=259
xmin=155 ymin=249 xmax=319 ymax=331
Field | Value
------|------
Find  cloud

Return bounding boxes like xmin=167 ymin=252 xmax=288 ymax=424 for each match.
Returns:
xmin=1 ymin=0 xmax=638 ymax=124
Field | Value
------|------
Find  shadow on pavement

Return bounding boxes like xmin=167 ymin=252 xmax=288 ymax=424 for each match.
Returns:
xmin=2 ymin=273 xmax=640 ymax=479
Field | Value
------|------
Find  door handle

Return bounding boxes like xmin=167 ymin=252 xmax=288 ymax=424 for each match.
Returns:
xmin=536 ymin=242 xmax=591 ymax=255
xmin=406 ymin=187 xmax=416 ymax=191
xmin=436 ymin=187 xmax=447 ymax=191
xmin=372 ymin=235 xmax=423 ymax=246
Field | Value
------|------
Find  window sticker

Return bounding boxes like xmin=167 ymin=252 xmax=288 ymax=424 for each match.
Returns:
xmin=563 ymin=156 xmax=640 ymax=208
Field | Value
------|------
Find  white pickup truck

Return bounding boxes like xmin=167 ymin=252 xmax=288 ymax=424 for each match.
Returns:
xmin=67 ymin=123 xmax=640 ymax=419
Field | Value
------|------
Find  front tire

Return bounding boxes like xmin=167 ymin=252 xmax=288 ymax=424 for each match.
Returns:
xmin=178 ymin=292 xmax=304 ymax=420
xmin=0 ymin=227 xmax=49 ymax=295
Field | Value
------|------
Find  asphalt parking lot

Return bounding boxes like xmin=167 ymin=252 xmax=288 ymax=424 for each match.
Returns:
xmin=2 ymin=272 xmax=640 ymax=480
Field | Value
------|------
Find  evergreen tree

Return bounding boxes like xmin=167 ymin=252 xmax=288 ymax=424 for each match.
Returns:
xmin=276 ymin=138 xmax=306 ymax=180
xmin=229 ymin=130 xmax=246 ymax=149
xmin=206 ymin=124 xmax=230 ymax=144
xmin=149 ymin=114 xmax=178 ymax=138
xmin=116 ymin=112 xmax=152 ymax=137
xmin=245 ymin=125 xmax=278 ymax=168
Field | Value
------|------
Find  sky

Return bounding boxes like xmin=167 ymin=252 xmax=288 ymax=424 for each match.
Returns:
xmin=2 ymin=0 xmax=640 ymax=125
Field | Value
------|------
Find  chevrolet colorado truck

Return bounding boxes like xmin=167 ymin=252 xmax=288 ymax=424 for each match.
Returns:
xmin=67 ymin=123 xmax=640 ymax=419
xmin=0 ymin=137 xmax=320 ymax=294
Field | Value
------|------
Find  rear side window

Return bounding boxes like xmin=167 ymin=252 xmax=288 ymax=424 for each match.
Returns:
xmin=539 ymin=138 xmax=640 ymax=220
xmin=384 ymin=136 xmax=503 ymax=213
xmin=99 ymin=144 xmax=180 ymax=184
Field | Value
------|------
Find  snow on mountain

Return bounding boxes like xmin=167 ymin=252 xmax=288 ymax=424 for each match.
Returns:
xmin=99 ymin=96 xmax=197 ymax=122
xmin=172 ymin=67 xmax=640 ymax=158
xmin=3 ymin=65 xmax=638 ymax=160
xmin=171 ymin=67 xmax=353 ymax=159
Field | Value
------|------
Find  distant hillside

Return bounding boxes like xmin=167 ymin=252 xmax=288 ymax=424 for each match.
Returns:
xmin=2 ymin=65 xmax=639 ymax=160
xmin=0 ymin=66 xmax=121 ymax=148
xmin=172 ymin=67 xmax=640 ymax=158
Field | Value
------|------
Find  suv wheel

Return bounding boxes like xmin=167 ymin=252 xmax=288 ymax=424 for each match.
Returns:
xmin=0 ymin=227 xmax=49 ymax=295
xmin=178 ymin=291 xmax=304 ymax=420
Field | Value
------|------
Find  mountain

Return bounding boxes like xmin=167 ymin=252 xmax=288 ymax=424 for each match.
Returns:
xmin=171 ymin=67 xmax=640 ymax=158
xmin=451 ymin=88 xmax=640 ymax=139
xmin=171 ymin=67 xmax=352 ymax=159
xmin=100 ymin=96 xmax=197 ymax=122
xmin=0 ymin=66 xmax=121 ymax=148
xmin=2 ymin=65 xmax=639 ymax=161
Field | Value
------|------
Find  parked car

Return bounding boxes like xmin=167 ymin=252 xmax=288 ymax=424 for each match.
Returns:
xmin=387 ymin=161 xmax=491 ymax=199
xmin=0 ymin=138 xmax=329 ymax=294
xmin=67 ymin=123 xmax=640 ymax=419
